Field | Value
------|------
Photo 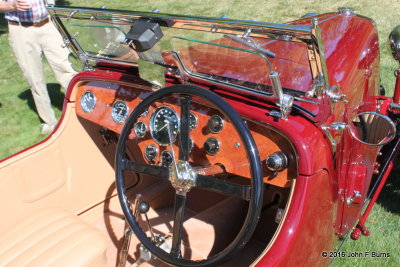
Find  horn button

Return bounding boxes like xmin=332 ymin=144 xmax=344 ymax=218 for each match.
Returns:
xmin=169 ymin=161 xmax=197 ymax=194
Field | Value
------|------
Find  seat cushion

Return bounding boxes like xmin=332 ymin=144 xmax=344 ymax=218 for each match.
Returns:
xmin=0 ymin=208 xmax=107 ymax=267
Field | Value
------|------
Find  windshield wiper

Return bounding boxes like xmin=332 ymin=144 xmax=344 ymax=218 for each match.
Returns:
xmin=225 ymin=34 xmax=275 ymax=58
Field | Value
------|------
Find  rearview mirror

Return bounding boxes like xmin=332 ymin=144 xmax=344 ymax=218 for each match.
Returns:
xmin=349 ymin=112 xmax=396 ymax=145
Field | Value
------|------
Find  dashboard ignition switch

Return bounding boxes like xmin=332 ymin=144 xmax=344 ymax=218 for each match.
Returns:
xmin=266 ymin=152 xmax=288 ymax=172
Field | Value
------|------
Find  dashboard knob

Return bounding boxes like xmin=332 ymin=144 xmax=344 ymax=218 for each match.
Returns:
xmin=204 ymin=137 xmax=220 ymax=155
xmin=207 ymin=115 xmax=224 ymax=133
xmin=266 ymin=152 xmax=288 ymax=172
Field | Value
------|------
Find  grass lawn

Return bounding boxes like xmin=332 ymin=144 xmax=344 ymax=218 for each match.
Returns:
xmin=0 ymin=0 xmax=399 ymax=266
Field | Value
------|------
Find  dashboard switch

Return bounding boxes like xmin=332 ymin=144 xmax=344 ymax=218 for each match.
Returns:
xmin=266 ymin=152 xmax=288 ymax=172
xmin=204 ymin=137 xmax=220 ymax=155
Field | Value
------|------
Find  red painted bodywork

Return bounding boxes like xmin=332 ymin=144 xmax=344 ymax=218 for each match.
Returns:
xmin=68 ymin=12 xmax=381 ymax=264
xmin=393 ymin=69 xmax=400 ymax=104
xmin=0 ymin=10 xmax=387 ymax=266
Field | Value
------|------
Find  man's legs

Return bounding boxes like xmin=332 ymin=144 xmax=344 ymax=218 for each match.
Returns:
xmin=40 ymin=22 xmax=76 ymax=90
xmin=8 ymin=24 xmax=57 ymax=127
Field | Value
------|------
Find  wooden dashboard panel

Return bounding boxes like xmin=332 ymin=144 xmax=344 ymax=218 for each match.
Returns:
xmin=75 ymin=80 xmax=297 ymax=187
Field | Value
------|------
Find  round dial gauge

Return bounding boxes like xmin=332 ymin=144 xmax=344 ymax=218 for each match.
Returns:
xmin=112 ymin=100 xmax=129 ymax=124
xmin=160 ymin=150 xmax=173 ymax=167
xmin=144 ymin=144 xmax=158 ymax=162
xmin=189 ymin=112 xmax=197 ymax=130
xmin=150 ymin=106 xmax=180 ymax=146
xmin=208 ymin=115 xmax=224 ymax=133
xmin=80 ymin=91 xmax=96 ymax=113
xmin=134 ymin=121 xmax=147 ymax=138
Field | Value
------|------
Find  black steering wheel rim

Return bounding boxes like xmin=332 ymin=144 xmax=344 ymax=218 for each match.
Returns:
xmin=115 ymin=84 xmax=263 ymax=266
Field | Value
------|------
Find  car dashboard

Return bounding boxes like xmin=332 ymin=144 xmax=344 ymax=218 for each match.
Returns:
xmin=75 ymin=78 xmax=297 ymax=188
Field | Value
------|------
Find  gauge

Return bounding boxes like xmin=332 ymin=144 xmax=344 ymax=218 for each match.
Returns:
xmin=160 ymin=150 xmax=173 ymax=167
xmin=111 ymin=100 xmax=129 ymax=124
xmin=134 ymin=121 xmax=147 ymax=138
xmin=80 ymin=91 xmax=96 ymax=113
xmin=189 ymin=112 xmax=197 ymax=130
xmin=144 ymin=144 xmax=158 ymax=162
xmin=208 ymin=115 xmax=224 ymax=133
xmin=150 ymin=106 xmax=180 ymax=146
xmin=204 ymin=137 xmax=220 ymax=155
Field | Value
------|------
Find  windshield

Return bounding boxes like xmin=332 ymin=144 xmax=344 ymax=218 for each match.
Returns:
xmin=59 ymin=16 xmax=313 ymax=95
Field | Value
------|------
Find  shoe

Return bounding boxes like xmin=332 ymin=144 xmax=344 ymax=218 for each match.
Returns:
xmin=41 ymin=122 xmax=57 ymax=134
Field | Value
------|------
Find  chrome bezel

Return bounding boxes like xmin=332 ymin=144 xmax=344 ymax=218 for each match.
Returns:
xmin=111 ymin=100 xmax=129 ymax=124
xmin=189 ymin=112 xmax=198 ymax=130
xmin=80 ymin=91 xmax=96 ymax=113
xmin=160 ymin=150 xmax=173 ymax=167
xmin=144 ymin=144 xmax=158 ymax=162
xmin=208 ymin=115 xmax=224 ymax=133
xmin=134 ymin=121 xmax=147 ymax=138
xmin=150 ymin=106 xmax=180 ymax=146
xmin=204 ymin=137 xmax=221 ymax=156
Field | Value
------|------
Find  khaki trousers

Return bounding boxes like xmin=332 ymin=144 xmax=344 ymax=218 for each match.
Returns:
xmin=8 ymin=20 xmax=76 ymax=126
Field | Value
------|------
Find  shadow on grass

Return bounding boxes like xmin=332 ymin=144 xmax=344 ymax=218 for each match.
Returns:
xmin=56 ymin=0 xmax=72 ymax=7
xmin=18 ymin=83 xmax=65 ymax=114
xmin=377 ymin=159 xmax=400 ymax=214
xmin=0 ymin=16 xmax=7 ymax=36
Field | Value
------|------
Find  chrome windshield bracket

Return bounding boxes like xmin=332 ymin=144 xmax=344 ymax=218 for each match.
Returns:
xmin=279 ymin=94 xmax=294 ymax=120
xmin=269 ymin=71 xmax=293 ymax=120
xmin=327 ymin=85 xmax=349 ymax=104
xmin=80 ymin=55 xmax=94 ymax=72
xmin=326 ymin=84 xmax=348 ymax=112
xmin=305 ymin=72 xmax=325 ymax=98
xmin=321 ymin=122 xmax=347 ymax=153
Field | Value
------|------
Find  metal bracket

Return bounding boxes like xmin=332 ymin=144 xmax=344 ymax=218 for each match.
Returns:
xmin=346 ymin=190 xmax=362 ymax=206
xmin=269 ymin=71 xmax=294 ymax=120
xmin=79 ymin=55 xmax=94 ymax=72
xmin=321 ymin=122 xmax=347 ymax=152
xmin=326 ymin=85 xmax=348 ymax=104
xmin=305 ymin=73 xmax=325 ymax=98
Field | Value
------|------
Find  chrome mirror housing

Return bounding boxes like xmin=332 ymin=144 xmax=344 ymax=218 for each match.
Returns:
xmin=349 ymin=112 xmax=396 ymax=146
xmin=389 ymin=25 xmax=400 ymax=62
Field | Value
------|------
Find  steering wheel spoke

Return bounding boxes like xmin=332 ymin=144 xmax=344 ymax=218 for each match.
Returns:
xmin=179 ymin=95 xmax=191 ymax=161
xmin=196 ymin=175 xmax=251 ymax=201
xmin=115 ymin=84 xmax=263 ymax=266
xmin=170 ymin=193 xmax=187 ymax=258
xmin=121 ymin=159 xmax=169 ymax=179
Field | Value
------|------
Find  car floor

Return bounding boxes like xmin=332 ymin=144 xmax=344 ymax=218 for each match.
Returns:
xmin=89 ymin=186 xmax=267 ymax=267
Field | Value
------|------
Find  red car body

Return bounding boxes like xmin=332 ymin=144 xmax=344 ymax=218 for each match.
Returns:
xmin=0 ymin=5 xmax=398 ymax=267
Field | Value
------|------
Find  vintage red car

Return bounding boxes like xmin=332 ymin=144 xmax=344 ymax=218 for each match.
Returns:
xmin=0 ymin=4 xmax=399 ymax=267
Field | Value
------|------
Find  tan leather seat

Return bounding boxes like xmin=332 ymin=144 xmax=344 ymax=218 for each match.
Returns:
xmin=0 ymin=209 xmax=107 ymax=267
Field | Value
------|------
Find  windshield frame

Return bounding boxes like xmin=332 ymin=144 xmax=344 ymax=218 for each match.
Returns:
xmin=47 ymin=5 xmax=330 ymax=119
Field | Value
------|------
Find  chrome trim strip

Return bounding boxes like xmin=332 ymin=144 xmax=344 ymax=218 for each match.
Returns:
xmin=48 ymin=6 xmax=313 ymax=41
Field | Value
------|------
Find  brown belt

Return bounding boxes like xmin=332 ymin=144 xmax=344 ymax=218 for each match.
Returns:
xmin=8 ymin=17 xmax=50 ymax=27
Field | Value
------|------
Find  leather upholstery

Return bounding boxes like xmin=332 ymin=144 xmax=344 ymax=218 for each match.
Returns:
xmin=0 ymin=209 xmax=107 ymax=267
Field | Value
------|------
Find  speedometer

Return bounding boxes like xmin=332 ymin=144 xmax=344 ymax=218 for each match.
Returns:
xmin=150 ymin=106 xmax=180 ymax=146
xmin=112 ymin=100 xmax=129 ymax=124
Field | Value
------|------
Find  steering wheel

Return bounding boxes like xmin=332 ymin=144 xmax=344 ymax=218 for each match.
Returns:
xmin=115 ymin=84 xmax=263 ymax=266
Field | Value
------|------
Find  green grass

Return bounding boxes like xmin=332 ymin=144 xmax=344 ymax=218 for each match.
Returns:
xmin=0 ymin=0 xmax=399 ymax=266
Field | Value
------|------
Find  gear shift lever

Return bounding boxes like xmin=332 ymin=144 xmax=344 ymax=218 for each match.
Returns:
xmin=138 ymin=201 xmax=155 ymax=240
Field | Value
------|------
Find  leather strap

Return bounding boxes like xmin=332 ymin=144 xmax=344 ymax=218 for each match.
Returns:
xmin=8 ymin=17 xmax=49 ymax=27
